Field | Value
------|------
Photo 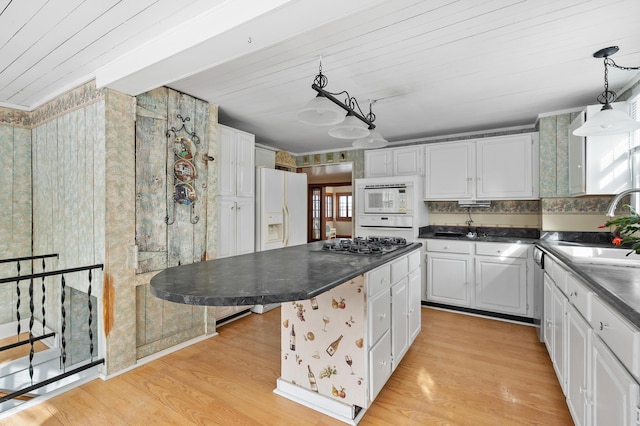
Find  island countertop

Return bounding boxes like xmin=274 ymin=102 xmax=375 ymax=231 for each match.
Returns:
xmin=150 ymin=241 xmax=422 ymax=306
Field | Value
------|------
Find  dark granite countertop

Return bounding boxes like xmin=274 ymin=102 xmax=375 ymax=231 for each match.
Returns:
xmin=150 ymin=241 xmax=422 ymax=306
xmin=536 ymin=241 xmax=640 ymax=329
xmin=418 ymin=233 xmax=539 ymax=245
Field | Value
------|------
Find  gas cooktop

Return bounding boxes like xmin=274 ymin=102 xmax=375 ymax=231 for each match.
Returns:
xmin=321 ymin=236 xmax=408 ymax=255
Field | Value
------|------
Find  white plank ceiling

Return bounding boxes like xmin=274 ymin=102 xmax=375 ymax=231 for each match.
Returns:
xmin=1 ymin=0 xmax=640 ymax=154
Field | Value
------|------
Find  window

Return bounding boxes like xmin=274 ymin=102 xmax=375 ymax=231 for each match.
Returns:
xmin=336 ymin=193 xmax=352 ymax=221
xmin=325 ymin=193 xmax=333 ymax=219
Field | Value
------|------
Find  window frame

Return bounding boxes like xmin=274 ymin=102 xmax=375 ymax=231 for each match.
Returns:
xmin=336 ymin=192 xmax=353 ymax=221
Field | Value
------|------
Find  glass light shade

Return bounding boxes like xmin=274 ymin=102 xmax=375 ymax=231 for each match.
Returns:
xmin=573 ymin=106 xmax=640 ymax=136
xmin=352 ymin=129 xmax=389 ymax=149
xmin=328 ymin=114 xmax=370 ymax=139
xmin=297 ymin=94 xmax=345 ymax=126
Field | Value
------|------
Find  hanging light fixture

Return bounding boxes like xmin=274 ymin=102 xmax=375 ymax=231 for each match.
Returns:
xmin=298 ymin=58 xmax=374 ymax=139
xmin=353 ymin=100 xmax=389 ymax=148
xmin=573 ymin=46 xmax=640 ymax=137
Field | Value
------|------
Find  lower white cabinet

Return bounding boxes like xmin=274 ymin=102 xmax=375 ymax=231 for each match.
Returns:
xmin=591 ymin=335 xmax=640 ymax=426
xmin=543 ymin=250 xmax=640 ymax=426
xmin=426 ymin=239 xmax=532 ymax=317
xmin=566 ymin=303 xmax=590 ymax=426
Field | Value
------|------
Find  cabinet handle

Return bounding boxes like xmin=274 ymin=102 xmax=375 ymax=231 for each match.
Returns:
xmin=443 ymin=246 xmax=448 ymax=250
xmin=599 ymin=321 xmax=609 ymax=331
xmin=380 ymin=360 xmax=387 ymax=366
xmin=380 ymin=313 xmax=386 ymax=320
xmin=496 ymin=250 xmax=501 ymax=254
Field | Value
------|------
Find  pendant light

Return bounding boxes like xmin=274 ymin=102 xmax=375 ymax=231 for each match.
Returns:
xmin=298 ymin=94 xmax=346 ymax=126
xmin=298 ymin=58 xmax=375 ymax=139
xmin=352 ymin=100 xmax=388 ymax=148
xmin=573 ymin=46 xmax=640 ymax=137
xmin=328 ymin=112 xmax=370 ymax=139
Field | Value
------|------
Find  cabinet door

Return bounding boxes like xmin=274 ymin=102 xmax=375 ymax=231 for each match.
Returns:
xmin=391 ymin=278 xmax=409 ymax=370
xmin=217 ymin=126 xmax=236 ymax=196
xmin=364 ymin=150 xmax=392 ymax=178
xmin=552 ymin=284 xmax=567 ymax=395
xmin=424 ymin=141 xmax=473 ymax=200
xmin=568 ymin=113 xmax=586 ymax=196
xmin=235 ymin=198 xmax=255 ymax=256
xmin=474 ymin=256 xmax=527 ymax=315
xmin=369 ymin=329 xmax=392 ymax=401
xmin=407 ymin=269 xmax=421 ymax=343
xmin=566 ymin=304 xmax=591 ymax=426
xmin=393 ymin=146 xmax=422 ymax=176
xmin=236 ymin=131 xmax=255 ymax=197
xmin=426 ymin=253 xmax=472 ymax=307
xmin=475 ymin=134 xmax=535 ymax=199
xmin=543 ymin=274 xmax=554 ymax=358
xmin=591 ymin=335 xmax=640 ymax=426
xmin=216 ymin=198 xmax=237 ymax=258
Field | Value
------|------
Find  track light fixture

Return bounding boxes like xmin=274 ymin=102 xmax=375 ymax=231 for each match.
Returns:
xmin=573 ymin=46 xmax=640 ymax=137
xmin=298 ymin=59 xmax=377 ymax=141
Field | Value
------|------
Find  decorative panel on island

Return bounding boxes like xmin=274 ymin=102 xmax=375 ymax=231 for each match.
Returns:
xmin=280 ymin=276 xmax=367 ymax=408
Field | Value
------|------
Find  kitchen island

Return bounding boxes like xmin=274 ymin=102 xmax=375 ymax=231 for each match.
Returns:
xmin=150 ymin=240 xmax=423 ymax=425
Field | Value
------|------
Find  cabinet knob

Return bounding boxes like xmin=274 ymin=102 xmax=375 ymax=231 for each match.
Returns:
xmin=380 ymin=313 xmax=386 ymax=320
xmin=599 ymin=321 xmax=609 ymax=331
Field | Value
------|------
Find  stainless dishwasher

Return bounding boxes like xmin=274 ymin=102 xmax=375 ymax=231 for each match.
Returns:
xmin=533 ymin=247 xmax=545 ymax=342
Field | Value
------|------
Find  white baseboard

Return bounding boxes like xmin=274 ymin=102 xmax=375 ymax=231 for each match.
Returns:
xmin=274 ymin=378 xmax=367 ymax=425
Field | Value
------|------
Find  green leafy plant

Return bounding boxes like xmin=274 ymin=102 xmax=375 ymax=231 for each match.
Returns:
xmin=600 ymin=204 xmax=640 ymax=255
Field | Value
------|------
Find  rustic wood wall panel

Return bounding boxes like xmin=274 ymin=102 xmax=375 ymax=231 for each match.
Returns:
xmin=0 ymin=124 xmax=32 ymax=324
xmin=134 ymin=87 xmax=211 ymax=356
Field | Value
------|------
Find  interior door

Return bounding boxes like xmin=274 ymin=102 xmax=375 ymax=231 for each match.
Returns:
xmin=309 ymin=186 xmax=323 ymax=241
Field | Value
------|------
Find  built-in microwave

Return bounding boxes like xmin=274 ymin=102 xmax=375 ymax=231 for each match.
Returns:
xmin=362 ymin=183 xmax=411 ymax=214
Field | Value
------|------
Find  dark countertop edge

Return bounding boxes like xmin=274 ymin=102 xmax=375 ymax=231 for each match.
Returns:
xmin=149 ymin=242 xmax=422 ymax=306
xmin=418 ymin=234 xmax=539 ymax=244
xmin=536 ymin=241 xmax=640 ymax=329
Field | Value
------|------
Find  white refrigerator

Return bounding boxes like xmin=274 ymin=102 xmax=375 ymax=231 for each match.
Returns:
xmin=252 ymin=167 xmax=308 ymax=313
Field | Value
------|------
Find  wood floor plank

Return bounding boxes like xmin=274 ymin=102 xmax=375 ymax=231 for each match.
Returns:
xmin=2 ymin=307 xmax=573 ymax=425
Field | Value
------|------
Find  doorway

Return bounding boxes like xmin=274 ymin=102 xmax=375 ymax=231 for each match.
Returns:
xmin=300 ymin=163 xmax=353 ymax=242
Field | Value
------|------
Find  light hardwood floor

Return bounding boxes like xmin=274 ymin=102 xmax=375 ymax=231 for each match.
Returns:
xmin=3 ymin=308 xmax=573 ymax=425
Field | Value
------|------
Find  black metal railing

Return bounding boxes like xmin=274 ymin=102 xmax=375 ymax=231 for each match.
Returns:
xmin=0 ymin=256 xmax=104 ymax=404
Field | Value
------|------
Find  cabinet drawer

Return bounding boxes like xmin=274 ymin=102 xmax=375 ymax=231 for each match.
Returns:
xmin=426 ymin=240 xmax=472 ymax=254
xmin=408 ymin=250 xmax=421 ymax=272
xmin=547 ymin=257 xmax=568 ymax=294
xmin=369 ymin=330 xmax=392 ymax=401
xmin=368 ymin=290 xmax=391 ymax=347
xmin=565 ymin=273 xmax=591 ymax=321
xmin=391 ymin=256 xmax=408 ymax=284
xmin=591 ymin=295 xmax=640 ymax=379
xmin=475 ymin=242 xmax=529 ymax=258
xmin=367 ymin=264 xmax=391 ymax=297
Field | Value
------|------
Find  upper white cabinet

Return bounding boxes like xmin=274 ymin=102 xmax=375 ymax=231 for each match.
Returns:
xmin=218 ymin=125 xmax=255 ymax=197
xmin=568 ymin=103 xmax=632 ymax=196
xmin=424 ymin=141 xmax=473 ymax=199
xmin=424 ymin=133 xmax=539 ymax=200
xmin=364 ymin=145 xmax=423 ymax=178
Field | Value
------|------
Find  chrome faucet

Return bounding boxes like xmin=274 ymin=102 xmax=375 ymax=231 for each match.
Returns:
xmin=605 ymin=188 xmax=640 ymax=216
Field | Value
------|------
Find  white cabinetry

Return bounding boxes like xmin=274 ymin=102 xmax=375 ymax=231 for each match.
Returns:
xmin=474 ymin=243 xmax=529 ymax=315
xmin=215 ymin=125 xmax=256 ymax=320
xmin=568 ymin=103 xmax=632 ymax=196
xmin=426 ymin=240 xmax=473 ymax=307
xmin=364 ymin=146 xmax=423 ymax=178
xmin=566 ymin=303 xmax=591 ymax=426
xmin=216 ymin=198 xmax=254 ymax=258
xmin=424 ymin=141 xmax=473 ymax=199
xmin=217 ymin=125 xmax=255 ymax=197
xmin=591 ymin=335 xmax=640 ymax=426
xmin=426 ymin=240 xmax=532 ymax=318
xmin=542 ymin=250 xmax=640 ymax=426
xmin=424 ymin=133 xmax=539 ymax=200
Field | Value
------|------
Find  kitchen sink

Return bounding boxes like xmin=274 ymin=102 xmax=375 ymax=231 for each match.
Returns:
xmin=552 ymin=245 xmax=640 ymax=267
